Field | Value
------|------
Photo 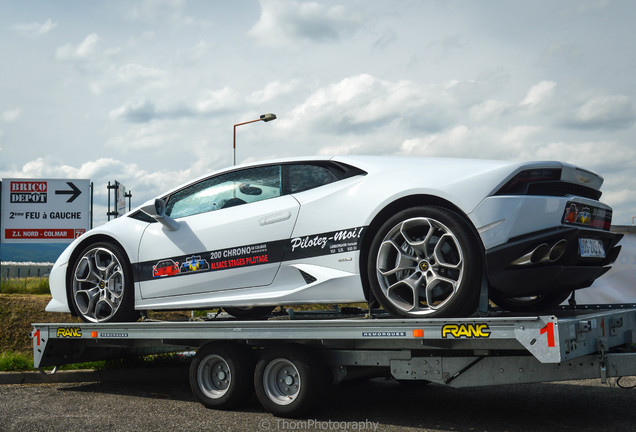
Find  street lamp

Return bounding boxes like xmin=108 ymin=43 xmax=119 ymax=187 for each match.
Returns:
xmin=233 ymin=113 xmax=277 ymax=165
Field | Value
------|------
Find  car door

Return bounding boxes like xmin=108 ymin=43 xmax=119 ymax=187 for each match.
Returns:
xmin=137 ymin=164 xmax=300 ymax=299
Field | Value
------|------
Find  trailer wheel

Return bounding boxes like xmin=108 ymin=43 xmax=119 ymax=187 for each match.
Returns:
xmin=254 ymin=345 xmax=326 ymax=417
xmin=190 ymin=342 xmax=254 ymax=409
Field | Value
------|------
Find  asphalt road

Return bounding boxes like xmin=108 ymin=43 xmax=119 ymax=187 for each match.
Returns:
xmin=0 ymin=370 xmax=634 ymax=432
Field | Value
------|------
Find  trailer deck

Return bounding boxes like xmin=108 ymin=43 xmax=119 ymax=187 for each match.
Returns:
xmin=32 ymin=307 xmax=636 ymax=417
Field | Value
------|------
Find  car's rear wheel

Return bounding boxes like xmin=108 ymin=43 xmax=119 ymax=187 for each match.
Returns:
xmin=489 ymin=290 xmax=572 ymax=312
xmin=368 ymin=206 xmax=481 ymax=318
xmin=70 ymin=242 xmax=138 ymax=323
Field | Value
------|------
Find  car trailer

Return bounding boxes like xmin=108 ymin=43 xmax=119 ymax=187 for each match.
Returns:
xmin=32 ymin=306 xmax=636 ymax=417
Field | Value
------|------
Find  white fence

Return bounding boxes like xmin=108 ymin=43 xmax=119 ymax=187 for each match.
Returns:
xmin=0 ymin=262 xmax=54 ymax=279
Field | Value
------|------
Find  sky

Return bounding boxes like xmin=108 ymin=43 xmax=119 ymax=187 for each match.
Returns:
xmin=1 ymin=0 xmax=635 ymax=226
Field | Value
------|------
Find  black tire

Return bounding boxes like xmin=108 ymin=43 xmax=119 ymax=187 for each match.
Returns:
xmin=489 ymin=290 xmax=572 ymax=313
xmin=368 ymin=206 xmax=482 ymax=318
xmin=224 ymin=306 xmax=274 ymax=319
xmin=69 ymin=241 xmax=138 ymax=323
xmin=190 ymin=342 xmax=255 ymax=410
xmin=254 ymin=344 xmax=326 ymax=418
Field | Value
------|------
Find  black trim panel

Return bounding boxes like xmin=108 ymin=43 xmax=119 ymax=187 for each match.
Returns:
xmin=485 ymin=227 xmax=622 ymax=297
xmin=133 ymin=226 xmax=366 ymax=283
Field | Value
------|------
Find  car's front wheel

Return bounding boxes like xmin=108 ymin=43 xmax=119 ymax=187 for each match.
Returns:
xmin=70 ymin=242 xmax=138 ymax=323
xmin=368 ymin=206 xmax=481 ymax=318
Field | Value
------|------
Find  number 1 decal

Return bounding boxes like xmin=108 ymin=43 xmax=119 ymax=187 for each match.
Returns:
xmin=34 ymin=329 xmax=41 ymax=346
xmin=600 ymin=319 xmax=605 ymax=337
xmin=540 ymin=322 xmax=555 ymax=347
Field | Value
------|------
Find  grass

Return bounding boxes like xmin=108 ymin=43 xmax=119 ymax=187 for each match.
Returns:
xmin=1 ymin=351 xmax=190 ymax=372
xmin=0 ymin=277 xmax=50 ymax=295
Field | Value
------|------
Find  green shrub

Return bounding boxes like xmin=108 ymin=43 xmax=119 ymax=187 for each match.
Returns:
xmin=0 ymin=351 xmax=33 ymax=371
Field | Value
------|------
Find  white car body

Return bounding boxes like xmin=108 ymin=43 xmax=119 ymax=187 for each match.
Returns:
xmin=47 ymin=155 xmax=621 ymax=321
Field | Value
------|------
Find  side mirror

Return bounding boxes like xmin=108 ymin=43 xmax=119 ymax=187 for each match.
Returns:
xmin=239 ymin=183 xmax=262 ymax=196
xmin=141 ymin=199 xmax=180 ymax=231
xmin=154 ymin=198 xmax=167 ymax=216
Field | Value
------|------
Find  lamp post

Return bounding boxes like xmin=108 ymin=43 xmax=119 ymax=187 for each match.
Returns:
xmin=233 ymin=113 xmax=277 ymax=165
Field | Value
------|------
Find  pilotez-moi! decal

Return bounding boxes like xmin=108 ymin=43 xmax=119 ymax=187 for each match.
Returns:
xmin=135 ymin=226 xmax=365 ymax=283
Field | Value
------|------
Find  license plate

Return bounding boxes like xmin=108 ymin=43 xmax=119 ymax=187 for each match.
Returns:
xmin=579 ymin=238 xmax=606 ymax=258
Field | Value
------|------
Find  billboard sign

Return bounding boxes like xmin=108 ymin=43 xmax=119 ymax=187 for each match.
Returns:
xmin=1 ymin=178 xmax=90 ymax=243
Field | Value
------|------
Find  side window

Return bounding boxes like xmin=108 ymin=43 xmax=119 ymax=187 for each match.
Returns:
xmin=166 ymin=165 xmax=281 ymax=218
xmin=287 ymin=164 xmax=338 ymax=194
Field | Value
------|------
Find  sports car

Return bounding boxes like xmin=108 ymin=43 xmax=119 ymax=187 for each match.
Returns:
xmin=152 ymin=259 xmax=179 ymax=278
xmin=46 ymin=155 xmax=622 ymax=322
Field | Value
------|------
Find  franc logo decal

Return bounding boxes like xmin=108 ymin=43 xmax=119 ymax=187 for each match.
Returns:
xmin=441 ymin=323 xmax=491 ymax=339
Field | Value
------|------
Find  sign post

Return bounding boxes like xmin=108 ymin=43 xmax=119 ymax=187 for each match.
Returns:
xmin=1 ymin=178 xmax=90 ymax=244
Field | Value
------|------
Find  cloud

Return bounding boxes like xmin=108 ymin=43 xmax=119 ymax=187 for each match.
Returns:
xmin=247 ymin=80 xmax=301 ymax=104
xmin=106 ymin=122 xmax=185 ymax=153
xmin=280 ymin=74 xmax=458 ymax=139
xmin=55 ymin=33 xmax=100 ymax=61
xmin=249 ymin=0 xmax=362 ymax=46
xmin=531 ymin=140 xmax=636 ymax=173
xmin=567 ymin=95 xmax=636 ymax=130
xmin=537 ymin=41 xmax=582 ymax=67
xmin=55 ymin=33 xmax=119 ymax=62
xmin=469 ymin=100 xmax=510 ymax=123
xmin=428 ymin=34 xmax=466 ymax=61
xmin=11 ymin=18 xmax=57 ymax=37
xmin=560 ymin=0 xmax=611 ymax=16
xmin=520 ymin=80 xmax=557 ymax=107
xmin=110 ymin=86 xmax=243 ymax=123
xmin=515 ymin=81 xmax=635 ymax=131
xmin=399 ymin=126 xmax=490 ymax=159
xmin=114 ymin=63 xmax=166 ymax=84
xmin=110 ymin=99 xmax=158 ymax=123
xmin=184 ymin=40 xmax=213 ymax=62
xmin=89 ymin=63 xmax=168 ymax=95
xmin=123 ymin=0 xmax=209 ymax=27
xmin=373 ymin=29 xmax=397 ymax=51
xmin=196 ymin=87 xmax=241 ymax=114
xmin=1 ymin=109 xmax=21 ymax=123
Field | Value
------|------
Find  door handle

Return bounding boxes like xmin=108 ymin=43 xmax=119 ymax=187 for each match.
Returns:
xmin=260 ymin=211 xmax=292 ymax=226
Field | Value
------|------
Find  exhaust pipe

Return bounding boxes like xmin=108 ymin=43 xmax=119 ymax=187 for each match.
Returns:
xmin=510 ymin=240 xmax=568 ymax=266
xmin=547 ymin=239 xmax=567 ymax=262
xmin=511 ymin=243 xmax=549 ymax=266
